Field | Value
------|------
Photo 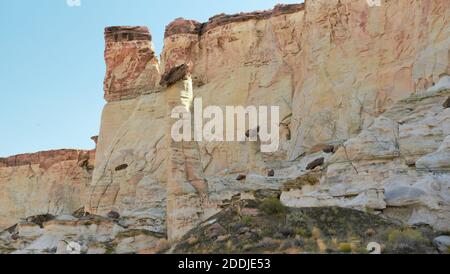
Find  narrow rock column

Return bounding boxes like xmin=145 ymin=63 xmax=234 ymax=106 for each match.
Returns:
xmin=164 ymin=65 xmax=210 ymax=241
xmin=103 ymin=26 xmax=160 ymax=102
xmin=88 ymin=26 xmax=161 ymax=214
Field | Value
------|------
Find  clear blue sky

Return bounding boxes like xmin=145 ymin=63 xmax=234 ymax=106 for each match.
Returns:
xmin=0 ymin=0 xmax=302 ymax=157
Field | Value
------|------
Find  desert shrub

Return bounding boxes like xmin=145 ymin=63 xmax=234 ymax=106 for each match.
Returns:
xmin=354 ymin=245 xmax=369 ymax=254
xmin=295 ymin=228 xmax=312 ymax=238
xmin=387 ymin=229 xmax=426 ymax=244
xmin=386 ymin=228 xmax=429 ymax=253
xmin=338 ymin=243 xmax=352 ymax=253
xmin=259 ymin=198 xmax=287 ymax=216
xmin=104 ymin=246 xmax=115 ymax=254
xmin=241 ymin=216 xmax=253 ymax=226
xmin=261 ymin=227 xmax=274 ymax=238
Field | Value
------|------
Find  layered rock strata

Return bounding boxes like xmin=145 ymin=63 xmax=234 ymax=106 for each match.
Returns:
xmin=0 ymin=149 xmax=94 ymax=229
xmin=88 ymin=26 xmax=167 ymax=236
xmin=88 ymin=1 xmax=450 ymax=239
xmin=103 ymin=26 xmax=160 ymax=102
xmin=2 ymin=0 xmax=449 ymax=249
xmin=282 ymin=79 xmax=450 ymax=231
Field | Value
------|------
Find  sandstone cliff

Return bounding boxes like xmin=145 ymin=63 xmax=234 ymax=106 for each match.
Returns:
xmin=1 ymin=0 xmax=449 ymax=254
xmin=89 ymin=0 xmax=450 ymax=239
xmin=281 ymin=84 xmax=450 ymax=231
xmin=0 ymin=149 xmax=94 ymax=229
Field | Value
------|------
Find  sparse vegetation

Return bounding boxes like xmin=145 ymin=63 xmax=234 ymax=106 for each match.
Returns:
xmin=259 ymin=198 xmax=287 ymax=216
xmin=261 ymin=227 xmax=274 ymax=238
xmin=385 ymin=228 xmax=430 ymax=253
xmin=295 ymin=227 xmax=312 ymax=238
xmin=387 ymin=228 xmax=427 ymax=244
xmin=173 ymin=200 xmax=437 ymax=254
xmin=338 ymin=243 xmax=352 ymax=253
xmin=105 ymin=247 xmax=115 ymax=254
xmin=365 ymin=207 xmax=375 ymax=214
xmin=241 ymin=216 xmax=253 ymax=226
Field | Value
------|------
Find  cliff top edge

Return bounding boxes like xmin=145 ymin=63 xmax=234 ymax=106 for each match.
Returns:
xmin=164 ymin=3 xmax=305 ymax=38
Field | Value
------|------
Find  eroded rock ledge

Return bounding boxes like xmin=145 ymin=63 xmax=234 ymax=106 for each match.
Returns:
xmin=0 ymin=149 xmax=95 ymax=229
xmin=105 ymin=26 xmax=152 ymax=43
xmin=0 ymin=149 xmax=91 ymax=169
xmin=164 ymin=3 xmax=305 ymax=38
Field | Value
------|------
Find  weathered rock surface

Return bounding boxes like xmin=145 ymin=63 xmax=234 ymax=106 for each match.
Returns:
xmin=289 ymin=0 xmax=450 ymax=159
xmin=0 ymin=149 xmax=94 ymax=230
xmin=282 ymin=85 xmax=450 ymax=231
xmin=433 ymin=235 xmax=450 ymax=254
xmin=87 ymin=91 xmax=168 ymax=235
xmin=88 ymin=26 xmax=167 ymax=237
xmin=88 ymin=1 xmax=450 ymax=241
xmin=0 ymin=211 xmax=167 ymax=254
xmin=104 ymin=26 xmax=160 ymax=102
xmin=1 ymin=0 xmax=449 ymax=253
xmin=162 ymin=0 xmax=450 ymax=163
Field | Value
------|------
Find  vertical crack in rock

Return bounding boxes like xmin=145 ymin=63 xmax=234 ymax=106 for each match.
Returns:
xmin=165 ymin=71 xmax=211 ymax=240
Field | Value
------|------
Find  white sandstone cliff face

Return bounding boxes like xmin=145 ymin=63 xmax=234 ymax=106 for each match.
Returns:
xmin=0 ymin=150 xmax=94 ymax=230
xmin=88 ymin=92 xmax=168 ymax=234
xmin=161 ymin=5 xmax=304 ymax=170
xmin=88 ymin=26 xmax=167 ymax=235
xmin=289 ymin=0 xmax=450 ymax=160
xmin=282 ymin=80 xmax=450 ymax=231
xmin=0 ymin=1 xmax=448 ymax=254
xmin=87 ymin=0 xmax=450 ymax=241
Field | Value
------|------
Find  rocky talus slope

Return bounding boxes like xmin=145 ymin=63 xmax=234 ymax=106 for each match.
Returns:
xmin=174 ymin=199 xmax=438 ymax=254
xmin=1 ymin=0 xmax=449 ymax=254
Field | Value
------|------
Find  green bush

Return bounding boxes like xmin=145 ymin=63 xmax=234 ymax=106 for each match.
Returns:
xmin=295 ymin=228 xmax=312 ymax=238
xmin=104 ymin=246 xmax=115 ymax=254
xmin=338 ymin=243 xmax=352 ymax=253
xmin=386 ymin=228 xmax=430 ymax=253
xmin=259 ymin=198 xmax=287 ymax=216
xmin=387 ymin=229 xmax=427 ymax=244
xmin=261 ymin=227 xmax=274 ymax=237
xmin=242 ymin=216 xmax=253 ymax=225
